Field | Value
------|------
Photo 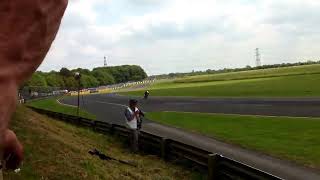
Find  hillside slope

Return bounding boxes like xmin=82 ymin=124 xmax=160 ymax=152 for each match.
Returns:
xmin=4 ymin=106 xmax=197 ymax=180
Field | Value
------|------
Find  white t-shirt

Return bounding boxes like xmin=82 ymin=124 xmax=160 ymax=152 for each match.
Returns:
xmin=125 ymin=107 xmax=139 ymax=129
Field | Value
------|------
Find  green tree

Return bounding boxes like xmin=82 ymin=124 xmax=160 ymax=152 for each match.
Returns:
xmin=64 ymin=77 xmax=78 ymax=90
xmin=23 ymin=65 xmax=148 ymax=89
xmin=27 ymin=73 xmax=47 ymax=87
xmin=93 ymin=65 xmax=147 ymax=83
xmin=59 ymin=68 xmax=72 ymax=77
xmin=72 ymin=68 xmax=91 ymax=75
xmin=92 ymin=70 xmax=115 ymax=86
xmin=80 ymin=74 xmax=99 ymax=88
xmin=46 ymin=74 xmax=65 ymax=88
xmin=128 ymin=65 xmax=147 ymax=81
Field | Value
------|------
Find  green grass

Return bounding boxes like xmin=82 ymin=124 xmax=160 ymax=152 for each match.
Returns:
xmin=5 ymin=106 xmax=201 ymax=179
xmin=121 ymin=73 xmax=320 ymax=97
xmin=148 ymin=111 xmax=320 ymax=169
xmin=27 ymin=97 xmax=96 ymax=120
xmin=120 ymin=64 xmax=320 ymax=97
xmin=175 ymin=64 xmax=320 ymax=83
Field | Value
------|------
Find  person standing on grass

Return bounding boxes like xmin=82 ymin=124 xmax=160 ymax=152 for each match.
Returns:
xmin=124 ymin=99 xmax=144 ymax=152
xmin=0 ymin=0 xmax=68 ymax=174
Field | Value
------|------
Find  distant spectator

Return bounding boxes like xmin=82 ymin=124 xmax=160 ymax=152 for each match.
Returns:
xmin=18 ymin=93 xmax=24 ymax=104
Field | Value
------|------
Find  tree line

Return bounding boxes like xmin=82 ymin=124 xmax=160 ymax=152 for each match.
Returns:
xmin=25 ymin=65 xmax=147 ymax=90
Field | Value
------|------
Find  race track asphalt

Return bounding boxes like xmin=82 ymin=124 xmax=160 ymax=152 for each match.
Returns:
xmin=60 ymin=94 xmax=320 ymax=180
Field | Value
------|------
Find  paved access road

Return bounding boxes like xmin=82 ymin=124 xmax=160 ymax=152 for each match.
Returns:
xmin=61 ymin=94 xmax=320 ymax=180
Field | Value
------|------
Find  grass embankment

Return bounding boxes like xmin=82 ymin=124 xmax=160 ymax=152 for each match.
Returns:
xmin=120 ymin=64 xmax=320 ymax=97
xmin=27 ymin=97 xmax=96 ymax=120
xmin=175 ymin=64 xmax=320 ymax=83
xmin=5 ymin=106 xmax=200 ymax=179
xmin=148 ymin=112 xmax=320 ymax=169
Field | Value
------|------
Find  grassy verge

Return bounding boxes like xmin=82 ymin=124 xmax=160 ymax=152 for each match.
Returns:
xmin=5 ymin=106 xmax=201 ymax=179
xmin=120 ymin=73 xmax=320 ymax=97
xmin=27 ymin=97 xmax=96 ymax=120
xmin=175 ymin=64 xmax=320 ymax=83
xmin=148 ymin=111 xmax=320 ymax=169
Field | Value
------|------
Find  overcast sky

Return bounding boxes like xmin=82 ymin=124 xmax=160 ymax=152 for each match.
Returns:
xmin=39 ymin=0 xmax=320 ymax=75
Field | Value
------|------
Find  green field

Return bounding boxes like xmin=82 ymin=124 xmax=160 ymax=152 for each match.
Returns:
xmin=175 ymin=64 xmax=320 ymax=83
xmin=5 ymin=106 xmax=199 ymax=179
xmin=148 ymin=111 xmax=320 ymax=169
xmin=120 ymin=65 xmax=320 ymax=97
xmin=27 ymin=97 xmax=96 ymax=120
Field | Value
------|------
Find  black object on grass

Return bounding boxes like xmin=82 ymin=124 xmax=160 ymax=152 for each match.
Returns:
xmin=88 ymin=149 xmax=137 ymax=167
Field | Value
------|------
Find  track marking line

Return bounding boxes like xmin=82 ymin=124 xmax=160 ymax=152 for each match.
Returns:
xmin=57 ymin=97 xmax=127 ymax=108
xmin=163 ymin=111 xmax=320 ymax=119
xmin=88 ymin=100 xmax=127 ymax=108
xmin=56 ymin=98 xmax=78 ymax=108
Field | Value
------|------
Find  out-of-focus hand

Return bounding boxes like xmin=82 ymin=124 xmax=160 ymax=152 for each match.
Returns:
xmin=0 ymin=0 xmax=68 ymax=168
xmin=3 ymin=130 xmax=23 ymax=170
xmin=0 ymin=0 xmax=68 ymax=84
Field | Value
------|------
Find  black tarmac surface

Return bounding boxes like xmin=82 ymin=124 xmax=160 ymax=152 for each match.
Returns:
xmin=61 ymin=94 xmax=320 ymax=180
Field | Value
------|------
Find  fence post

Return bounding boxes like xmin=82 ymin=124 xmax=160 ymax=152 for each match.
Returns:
xmin=92 ymin=121 xmax=97 ymax=131
xmin=76 ymin=117 xmax=81 ymax=125
xmin=131 ymin=129 xmax=139 ymax=153
xmin=161 ymin=138 xmax=168 ymax=159
xmin=110 ymin=124 xmax=115 ymax=135
xmin=208 ymin=154 xmax=219 ymax=180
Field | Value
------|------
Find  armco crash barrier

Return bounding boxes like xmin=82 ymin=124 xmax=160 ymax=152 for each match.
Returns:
xmin=29 ymin=107 xmax=282 ymax=180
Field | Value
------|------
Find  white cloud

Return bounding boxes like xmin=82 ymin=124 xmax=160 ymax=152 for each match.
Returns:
xmin=40 ymin=0 xmax=320 ymax=75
